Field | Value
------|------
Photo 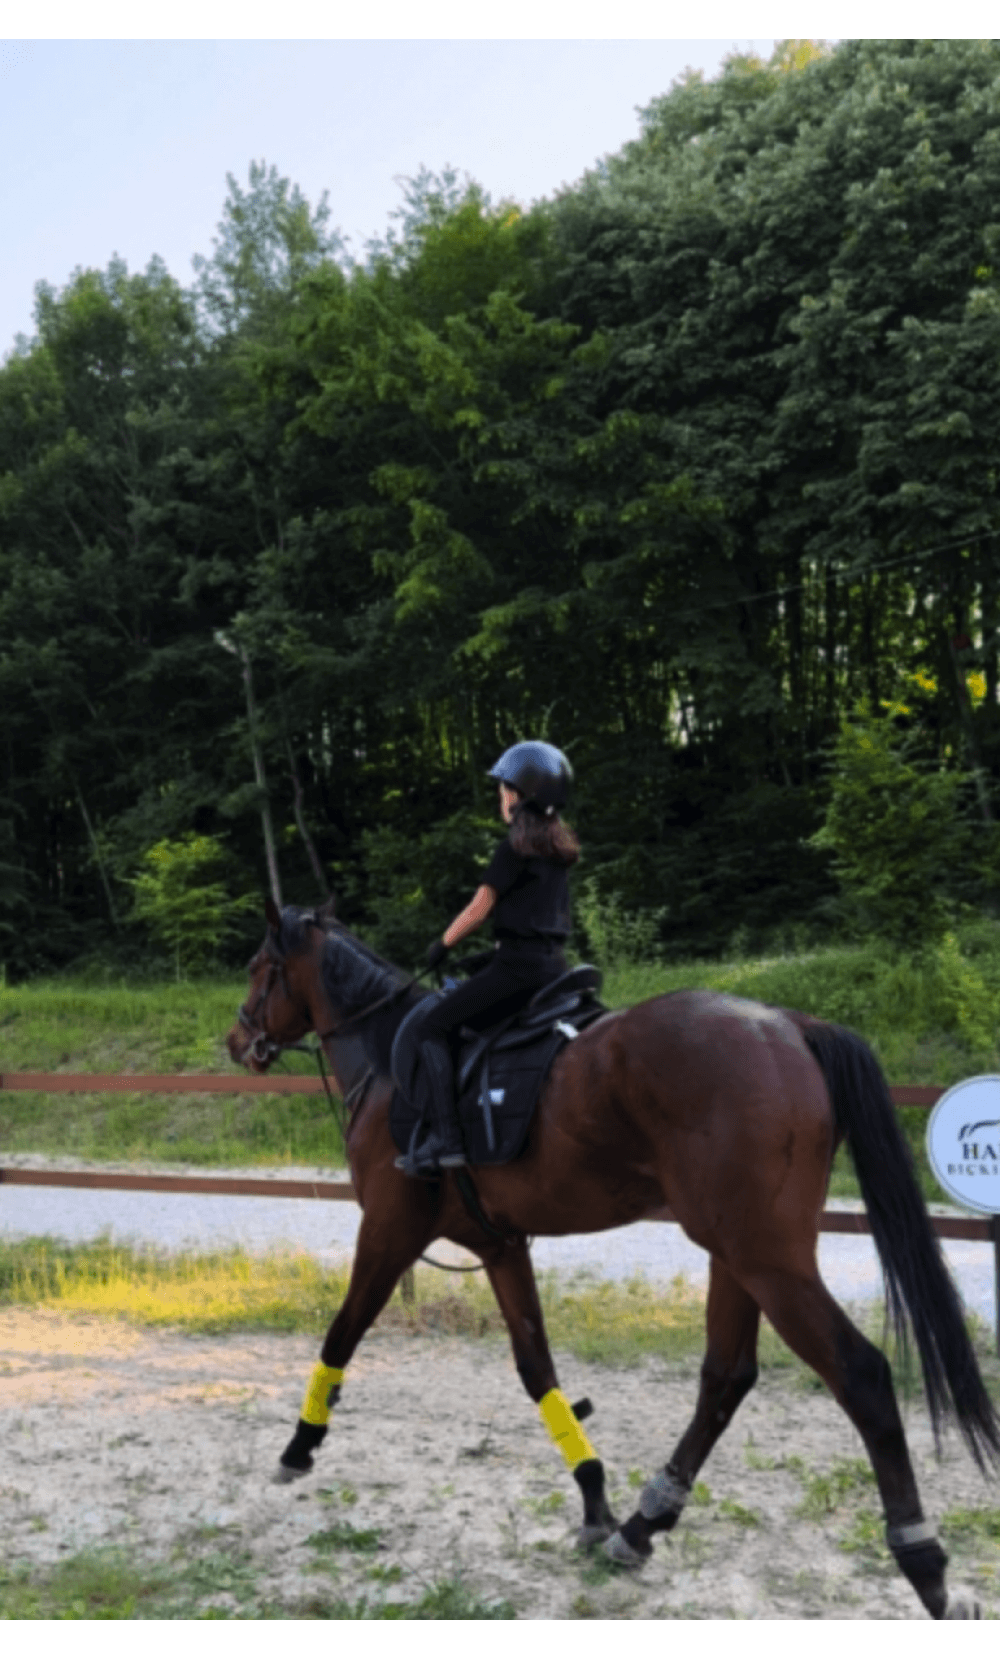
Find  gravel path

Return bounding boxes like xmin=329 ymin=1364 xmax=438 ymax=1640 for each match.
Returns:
xmin=1 ymin=1161 xmax=996 ymax=1327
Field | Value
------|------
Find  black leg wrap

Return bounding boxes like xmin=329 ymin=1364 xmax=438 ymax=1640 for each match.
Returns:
xmin=280 ymin=1418 xmax=328 ymax=1473
xmin=890 ymin=1539 xmax=949 ymax=1620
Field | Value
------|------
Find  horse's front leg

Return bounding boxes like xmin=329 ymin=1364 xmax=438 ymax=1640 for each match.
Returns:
xmin=276 ymin=1198 xmax=434 ymax=1482
xmin=484 ymin=1240 xmax=617 ymax=1547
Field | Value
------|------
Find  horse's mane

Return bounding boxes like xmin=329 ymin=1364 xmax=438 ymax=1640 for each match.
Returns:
xmin=278 ymin=905 xmax=428 ymax=1074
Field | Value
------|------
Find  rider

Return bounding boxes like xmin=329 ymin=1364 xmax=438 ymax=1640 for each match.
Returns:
xmin=395 ymin=740 xmax=579 ymax=1178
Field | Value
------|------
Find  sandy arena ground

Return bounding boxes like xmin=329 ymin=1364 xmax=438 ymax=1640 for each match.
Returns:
xmin=1 ymin=1308 xmax=998 ymax=1620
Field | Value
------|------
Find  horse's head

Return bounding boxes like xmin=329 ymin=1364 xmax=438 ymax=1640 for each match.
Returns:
xmin=226 ymin=896 xmax=330 ymax=1071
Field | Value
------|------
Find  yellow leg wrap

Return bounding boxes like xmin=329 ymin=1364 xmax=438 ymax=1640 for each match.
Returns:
xmin=301 ymin=1362 xmax=344 ymax=1427
xmin=539 ymin=1387 xmax=597 ymax=1471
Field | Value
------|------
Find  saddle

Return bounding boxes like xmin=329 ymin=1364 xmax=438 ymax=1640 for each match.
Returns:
xmin=389 ymin=966 xmax=606 ymax=1168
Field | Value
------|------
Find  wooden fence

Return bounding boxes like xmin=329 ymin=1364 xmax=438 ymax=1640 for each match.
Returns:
xmin=0 ymin=1071 xmax=997 ymax=1345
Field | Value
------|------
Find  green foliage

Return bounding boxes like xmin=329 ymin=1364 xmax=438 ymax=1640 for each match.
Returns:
xmin=5 ymin=922 xmax=1000 ymax=1179
xmin=575 ymin=875 xmax=665 ymax=967
xmin=349 ymin=809 xmax=500 ymax=963
xmin=0 ymin=976 xmax=345 ymax=1166
xmin=940 ymin=1507 xmax=1000 ymax=1545
xmin=932 ymin=932 xmax=999 ymax=1061
xmin=793 ymin=1458 xmax=876 ymax=1521
xmin=716 ymin=1498 xmax=761 ymax=1528
xmin=0 ymin=1550 xmax=169 ymax=1619
xmin=307 ymin=1523 xmax=382 ymax=1555
xmin=811 ymin=702 xmax=968 ymax=945
xmin=4 ymin=42 xmax=1000 ymax=972
xmin=128 ymin=834 xmax=256 ymax=976
xmin=313 ymin=1579 xmax=515 ymax=1620
xmin=0 ymin=1545 xmax=512 ymax=1621
xmin=0 ymin=813 xmax=29 ymax=960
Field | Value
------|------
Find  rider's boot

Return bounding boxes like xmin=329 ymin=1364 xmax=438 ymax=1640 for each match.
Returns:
xmin=394 ymin=1035 xmax=466 ymax=1177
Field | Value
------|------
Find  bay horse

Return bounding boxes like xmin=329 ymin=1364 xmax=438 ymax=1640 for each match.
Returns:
xmin=226 ymin=899 xmax=999 ymax=1618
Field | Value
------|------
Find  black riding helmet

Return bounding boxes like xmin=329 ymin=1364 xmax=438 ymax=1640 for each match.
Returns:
xmin=488 ymin=741 xmax=573 ymax=814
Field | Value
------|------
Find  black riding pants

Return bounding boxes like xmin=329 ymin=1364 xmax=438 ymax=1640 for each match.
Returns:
xmin=419 ymin=942 xmax=568 ymax=1045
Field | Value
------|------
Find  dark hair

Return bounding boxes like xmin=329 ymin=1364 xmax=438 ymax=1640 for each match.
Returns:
xmin=508 ymin=802 xmax=580 ymax=865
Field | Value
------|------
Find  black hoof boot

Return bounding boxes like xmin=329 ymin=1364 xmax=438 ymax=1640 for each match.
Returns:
xmin=574 ymin=1457 xmax=617 ymax=1548
xmin=274 ymin=1419 xmax=327 ymax=1484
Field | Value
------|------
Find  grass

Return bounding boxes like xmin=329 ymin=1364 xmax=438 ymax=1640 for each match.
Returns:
xmin=308 ymin=1578 xmax=517 ymax=1618
xmin=3 ymin=1240 xmax=997 ymax=1405
xmin=5 ymin=926 xmax=1000 ymax=1193
xmin=791 ymin=1457 xmax=876 ymax=1520
xmin=307 ymin=1523 xmax=383 ymax=1555
xmin=0 ymin=1549 xmax=170 ymax=1620
xmin=941 ymin=1507 xmax=1000 ymax=1545
xmin=0 ymin=1546 xmax=513 ymax=1621
xmin=0 ymin=976 xmax=345 ymax=1167
xmin=0 ymin=1237 xmax=712 ymax=1360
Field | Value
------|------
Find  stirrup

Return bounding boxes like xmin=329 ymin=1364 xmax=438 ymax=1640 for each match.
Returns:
xmin=394 ymin=1150 xmax=442 ymax=1180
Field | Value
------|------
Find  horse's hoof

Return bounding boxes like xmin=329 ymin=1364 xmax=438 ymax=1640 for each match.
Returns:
xmin=604 ymin=1529 xmax=651 ymax=1569
xmin=576 ymin=1521 xmax=615 ymax=1551
xmin=271 ymin=1460 xmax=311 ymax=1485
xmin=944 ymin=1591 xmax=981 ymax=1619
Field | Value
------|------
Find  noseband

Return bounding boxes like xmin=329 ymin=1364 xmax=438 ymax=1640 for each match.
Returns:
xmin=237 ymin=914 xmax=431 ymax=1070
xmin=236 ymin=945 xmax=288 ymax=1067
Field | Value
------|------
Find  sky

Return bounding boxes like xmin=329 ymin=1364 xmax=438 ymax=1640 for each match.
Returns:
xmin=1 ymin=35 xmax=790 ymax=354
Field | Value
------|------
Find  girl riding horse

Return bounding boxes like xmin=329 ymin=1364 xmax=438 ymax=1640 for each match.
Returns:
xmin=396 ymin=740 xmax=579 ymax=1177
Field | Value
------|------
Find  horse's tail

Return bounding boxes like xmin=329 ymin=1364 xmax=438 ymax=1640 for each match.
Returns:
xmin=803 ymin=1020 xmax=1000 ymax=1472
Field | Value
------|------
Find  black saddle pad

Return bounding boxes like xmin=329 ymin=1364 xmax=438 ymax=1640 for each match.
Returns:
xmin=389 ymin=970 xmax=605 ymax=1168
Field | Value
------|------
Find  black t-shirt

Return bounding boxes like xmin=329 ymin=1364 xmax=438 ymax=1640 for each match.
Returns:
xmin=482 ymin=838 xmax=571 ymax=942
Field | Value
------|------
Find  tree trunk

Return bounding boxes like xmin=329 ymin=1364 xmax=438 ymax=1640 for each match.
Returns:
xmin=239 ymin=646 xmax=283 ymax=908
xmin=287 ymin=741 xmax=330 ymax=899
xmin=75 ymin=788 xmax=120 ymax=928
xmin=946 ymin=630 xmax=994 ymax=823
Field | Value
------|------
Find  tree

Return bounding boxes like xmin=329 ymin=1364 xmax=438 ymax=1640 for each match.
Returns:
xmin=811 ymin=702 xmax=967 ymax=945
xmin=128 ymin=834 xmax=255 ymax=976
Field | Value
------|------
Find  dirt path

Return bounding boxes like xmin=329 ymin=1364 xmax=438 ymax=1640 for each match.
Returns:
xmin=1 ymin=1309 xmax=998 ymax=1619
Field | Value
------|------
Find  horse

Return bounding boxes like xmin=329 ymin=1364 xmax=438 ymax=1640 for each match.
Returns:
xmin=226 ymin=898 xmax=1000 ymax=1619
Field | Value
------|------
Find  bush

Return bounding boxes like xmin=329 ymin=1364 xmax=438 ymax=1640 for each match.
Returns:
xmin=575 ymin=876 xmax=665 ymax=967
xmin=349 ymin=809 xmax=500 ymax=966
xmin=811 ymin=701 xmax=967 ymax=946
xmin=128 ymin=834 xmax=256 ymax=978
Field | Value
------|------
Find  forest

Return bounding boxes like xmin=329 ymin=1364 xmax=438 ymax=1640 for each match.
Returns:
xmin=2 ymin=37 xmax=1000 ymax=978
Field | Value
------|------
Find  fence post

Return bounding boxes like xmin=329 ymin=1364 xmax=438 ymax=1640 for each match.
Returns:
xmin=400 ymin=1267 xmax=415 ymax=1304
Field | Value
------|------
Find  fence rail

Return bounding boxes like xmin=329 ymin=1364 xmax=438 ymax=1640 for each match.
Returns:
xmin=0 ymin=1071 xmax=979 ymax=1229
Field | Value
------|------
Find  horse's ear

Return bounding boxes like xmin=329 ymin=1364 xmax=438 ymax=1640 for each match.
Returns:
xmin=264 ymin=896 xmax=281 ymax=933
xmin=316 ymin=896 xmax=337 ymax=923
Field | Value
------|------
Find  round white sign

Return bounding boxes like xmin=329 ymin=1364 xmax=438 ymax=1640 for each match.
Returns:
xmin=926 ymin=1076 xmax=1000 ymax=1216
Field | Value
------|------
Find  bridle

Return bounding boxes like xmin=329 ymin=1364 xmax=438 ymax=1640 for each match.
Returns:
xmin=236 ymin=913 xmax=433 ymax=1084
xmin=237 ymin=916 xmax=496 ymax=1269
xmin=236 ymin=942 xmax=289 ymax=1068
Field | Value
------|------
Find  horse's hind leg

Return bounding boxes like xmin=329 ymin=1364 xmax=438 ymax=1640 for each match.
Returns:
xmin=608 ymin=1258 xmax=760 ymax=1566
xmin=747 ymin=1267 xmax=966 ymax=1620
xmin=276 ymin=1205 xmax=432 ymax=1483
xmin=484 ymin=1241 xmax=618 ymax=1547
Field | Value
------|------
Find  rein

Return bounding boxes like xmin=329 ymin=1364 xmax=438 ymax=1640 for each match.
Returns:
xmin=237 ymin=920 xmax=434 ymax=1125
xmin=236 ymin=920 xmax=493 ymax=1272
